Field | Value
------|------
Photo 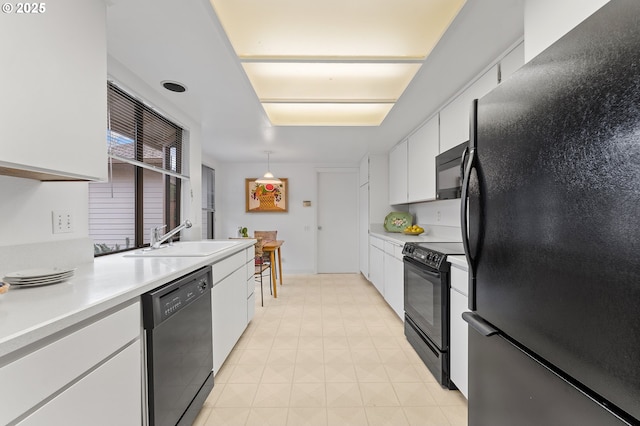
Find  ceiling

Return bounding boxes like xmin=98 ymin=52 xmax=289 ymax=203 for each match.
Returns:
xmin=106 ymin=0 xmax=524 ymax=165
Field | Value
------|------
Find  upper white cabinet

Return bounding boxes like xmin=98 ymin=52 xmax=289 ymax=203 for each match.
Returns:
xmin=0 ymin=0 xmax=107 ymax=181
xmin=524 ymin=0 xmax=609 ymax=62
xmin=407 ymin=115 xmax=439 ymax=203
xmin=388 ymin=140 xmax=408 ymax=205
xmin=439 ymin=65 xmax=499 ymax=153
xmin=499 ymin=42 xmax=525 ymax=84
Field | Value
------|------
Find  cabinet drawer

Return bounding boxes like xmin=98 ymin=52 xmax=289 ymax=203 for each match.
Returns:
xmin=214 ymin=251 xmax=245 ymax=284
xmin=370 ymin=236 xmax=384 ymax=250
xmin=18 ymin=340 xmax=142 ymax=426
xmin=247 ymin=274 xmax=255 ymax=298
xmin=0 ymin=302 xmax=140 ymax=425
xmin=450 ymin=266 xmax=469 ymax=296
xmin=246 ymin=246 xmax=255 ymax=263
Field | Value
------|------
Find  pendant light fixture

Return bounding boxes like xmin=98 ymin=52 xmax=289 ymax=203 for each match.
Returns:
xmin=255 ymin=151 xmax=282 ymax=184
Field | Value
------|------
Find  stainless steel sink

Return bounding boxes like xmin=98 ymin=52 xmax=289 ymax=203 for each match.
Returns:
xmin=123 ymin=240 xmax=241 ymax=257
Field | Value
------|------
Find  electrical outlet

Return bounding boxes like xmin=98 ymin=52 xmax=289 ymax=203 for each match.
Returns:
xmin=52 ymin=210 xmax=74 ymax=234
xmin=437 ymin=211 xmax=441 ymax=222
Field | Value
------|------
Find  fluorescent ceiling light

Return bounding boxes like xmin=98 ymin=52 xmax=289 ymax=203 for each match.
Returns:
xmin=241 ymin=62 xmax=422 ymax=102
xmin=262 ymin=103 xmax=394 ymax=126
xmin=210 ymin=0 xmax=466 ymax=126
xmin=211 ymin=0 xmax=466 ymax=59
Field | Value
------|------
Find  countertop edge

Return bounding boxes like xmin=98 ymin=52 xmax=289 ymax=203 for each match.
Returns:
xmin=0 ymin=239 xmax=255 ymax=360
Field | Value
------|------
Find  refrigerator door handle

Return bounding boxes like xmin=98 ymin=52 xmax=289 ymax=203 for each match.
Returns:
xmin=462 ymin=312 xmax=498 ymax=336
xmin=462 ymin=99 xmax=479 ymax=310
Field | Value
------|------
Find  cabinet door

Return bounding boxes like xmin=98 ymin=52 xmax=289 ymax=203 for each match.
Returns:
xmin=359 ymin=184 xmax=370 ymax=277
xmin=359 ymin=155 xmax=369 ymax=186
xmin=388 ymin=140 xmax=408 ymax=205
xmin=450 ymin=288 xmax=469 ymax=399
xmin=499 ymin=42 xmax=525 ymax=83
xmin=440 ymin=66 xmax=498 ymax=153
xmin=383 ymin=243 xmax=404 ymax=319
xmin=0 ymin=0 xmax=107 ymax=181
xmin=408 ymin=116 xmax=439 ymax=202
xmin=212 ymin=267 xmax=247 ymax=372
xmin=369 ymin=244 xmax=385 ymax=296
xmin=18 ymin=341 xmax=141 ymax=426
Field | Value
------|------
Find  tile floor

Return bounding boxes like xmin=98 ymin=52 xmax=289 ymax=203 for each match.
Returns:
xmin=194 ymin=273 xmax=468 ymax=426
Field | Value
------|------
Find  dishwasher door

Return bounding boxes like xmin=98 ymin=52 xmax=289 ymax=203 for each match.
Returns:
xmin=142 ymin=266 xmax=213 ymax=426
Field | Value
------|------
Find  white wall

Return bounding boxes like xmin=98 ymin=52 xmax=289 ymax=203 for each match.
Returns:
xmin=410 ymin=199 xmax=461 ymax=228
xmin=524 ymin=0 xmax=610 ymax=61
xmin=218 ymin=161 xmax=358 ymax=274
xmin=0 ymin=176 xmax=89 ymax=246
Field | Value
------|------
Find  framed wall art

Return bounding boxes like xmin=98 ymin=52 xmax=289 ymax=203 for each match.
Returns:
xmin=245 ymin=178 xmax=288 ymax=212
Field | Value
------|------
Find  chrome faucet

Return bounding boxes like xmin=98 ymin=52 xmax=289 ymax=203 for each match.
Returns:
xmin=150 ymin=220 xmax=192 ymax=249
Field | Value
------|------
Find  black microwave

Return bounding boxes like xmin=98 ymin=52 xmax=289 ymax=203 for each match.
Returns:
xmin=435 ymin=141 xmax=468 ymax=200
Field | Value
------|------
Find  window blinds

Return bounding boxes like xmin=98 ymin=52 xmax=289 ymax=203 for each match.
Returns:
xmin=107 ymin=82 xmax=188 ymax=180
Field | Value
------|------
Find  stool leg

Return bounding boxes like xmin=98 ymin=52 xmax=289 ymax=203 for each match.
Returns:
xmin=260 ymin=268 xmax=263 ymax=307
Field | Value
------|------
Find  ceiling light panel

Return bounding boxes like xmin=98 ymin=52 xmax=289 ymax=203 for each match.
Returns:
xmin=242 ymin=62 xmax=422 ymax=101
xmin=211 ymin=0 xmax=466 ymax=59
xmin=262 ymin=103 xmax=394 ymax=126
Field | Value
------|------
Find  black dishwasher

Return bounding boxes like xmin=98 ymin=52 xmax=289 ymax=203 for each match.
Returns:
xmin=142 ymin=266 xmax=213 ymax=426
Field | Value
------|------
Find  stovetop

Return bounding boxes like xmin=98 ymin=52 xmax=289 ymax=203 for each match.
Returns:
xmin=402 ymin=241 xmax=465 ymax=271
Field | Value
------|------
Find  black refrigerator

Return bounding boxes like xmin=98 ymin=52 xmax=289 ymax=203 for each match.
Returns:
xmin=461 ymin=1 xmax=640 ymax=425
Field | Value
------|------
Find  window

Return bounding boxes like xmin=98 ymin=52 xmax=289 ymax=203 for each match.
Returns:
xmin=89 ymin=83 xmax=187 ymax=255
xmin=202 ymin=165 xmax=215 ymax=239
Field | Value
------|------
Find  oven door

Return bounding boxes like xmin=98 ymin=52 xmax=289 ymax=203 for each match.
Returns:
xmin=403 ymin=256 xmax=446 ymax=350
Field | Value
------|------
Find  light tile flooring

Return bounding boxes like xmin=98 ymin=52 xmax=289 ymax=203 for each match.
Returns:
xmin=194 ymin=273 xmax=468 ymax=426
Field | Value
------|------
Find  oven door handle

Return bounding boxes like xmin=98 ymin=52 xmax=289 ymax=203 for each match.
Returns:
xmin=403 ymin=257 xmax=441 ymax=279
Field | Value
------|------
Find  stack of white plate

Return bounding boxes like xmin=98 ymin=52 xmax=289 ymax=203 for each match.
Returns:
xmin=2 ymin=268 xmax=75 ymax=288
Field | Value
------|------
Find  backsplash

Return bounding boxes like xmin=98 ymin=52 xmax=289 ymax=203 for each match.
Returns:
xmin=410 ymin=199 xmax=462 ymax=228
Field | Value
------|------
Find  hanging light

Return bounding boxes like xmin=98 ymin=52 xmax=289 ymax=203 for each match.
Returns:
xmin=255 ymin=151 xmax=282 ymax=184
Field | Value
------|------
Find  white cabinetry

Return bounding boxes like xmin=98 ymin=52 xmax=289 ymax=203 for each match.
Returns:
xmin=18 ymin=341 xmax=141 ymax=426
xmin=383 ymin=240 xmax=405 ymax=319
xmin=359 ymin=154 xmax=390 ymax=279
xmin=369 ymin=236 xmax=385 ymax=295
xmin=0 ymin=0 xmax=107 ymax=181
xmin=524 ymin=0 xmax=608 ymax=62
xmin=246 ymin=246 xmax=256 ymax=322
xmin=212 ymin=249 xmax=251 ymax=373
xmin=388 ymin=140 xmax=408 ymax=205
xmin=0 ymin=302 xmax=141 ymax=425
xmin=359 ymin=184 xmax=370 ymax=278
xmin=449 ymin=261 xmax=469 ymax=399
xmin=499 ymin=42 xmax=525 ymax=83
xmin=440 ymin=66 xmax=499 ymax=153
xmin=407 ymin=115 xmax=439 ymax=202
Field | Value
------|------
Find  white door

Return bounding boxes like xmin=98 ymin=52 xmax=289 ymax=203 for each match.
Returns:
xmin=317 ymin=170 xmax=359 ymax=273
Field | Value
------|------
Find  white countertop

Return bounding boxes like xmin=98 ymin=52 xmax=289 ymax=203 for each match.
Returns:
xmin=0 ymin=239 xmax=255 ymax=359
xmin=369 ymin=224 xmax=468 ymax=270
xmin=448 ymin=255 xmax=469 ymax=270
xmin=369 ymin=223 xmax=463 ymax=244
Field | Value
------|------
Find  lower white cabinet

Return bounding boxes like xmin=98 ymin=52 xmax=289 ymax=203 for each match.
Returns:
xmin=383 ymin=241 xmax=404 ymax=319
xmin=450 ymin=263 xmax=469 ymax=399
xmin=18 ymin=341 xmax=141 ymax=426
xmin=369 ymin=237 xmax=385 ymax=295
xmin=246 ymin=246 xmax=256 ymax=323
xmin=0 ymin=302 xmax=142 ymax=426
xmin=212 ymin=250 xmax=251 ymax=373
